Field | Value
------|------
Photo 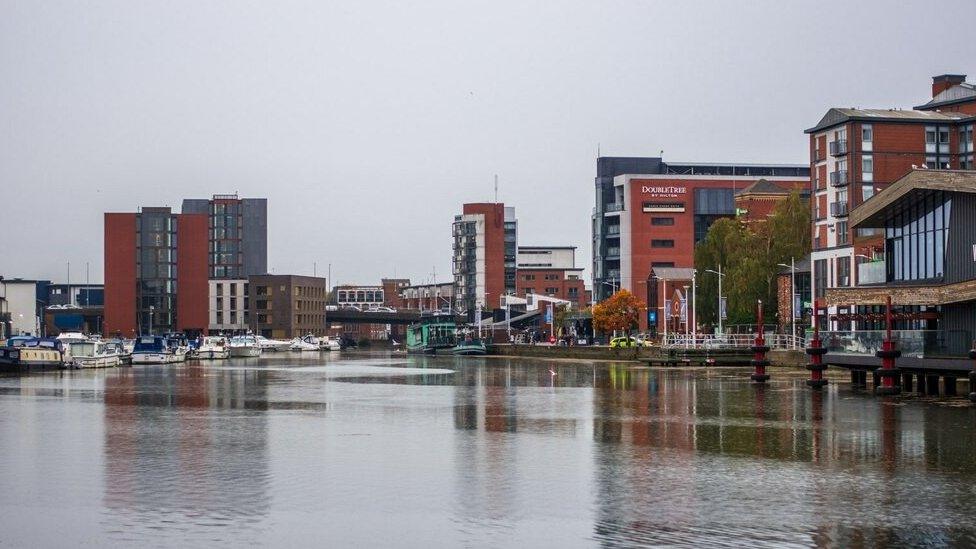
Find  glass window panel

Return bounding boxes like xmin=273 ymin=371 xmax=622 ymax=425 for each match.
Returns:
xmin=935 ymin=233 xmax=945 ymax=277
xmin=926 ymin=231 xmax=935 ymax=278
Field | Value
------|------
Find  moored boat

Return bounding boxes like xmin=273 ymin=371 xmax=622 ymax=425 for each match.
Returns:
xmin=406 ymin=313 xmax=457 ymax=354
xmin=255 ymin=335 xmax=291 ymax=353
xmin=196 ymin=336 xmax=230 ymax=360
xmin=69 ymin=340 xmax=123 ymax=369
xmin=131 ymin=336 xmax=181 ymax=364
xmin=229 ymin=335 xmax=262 ymax=357
xmin=0 ymin=337 xmax=64 ymax=372
xmin=448 ymin=338 xmax=487 ymax=356
xmin=289 ymin=337 xmax=319 ymax=352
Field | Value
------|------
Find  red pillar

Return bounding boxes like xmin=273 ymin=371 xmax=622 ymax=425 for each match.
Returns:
xmin=805 ymin=299 xmax=828 ymax=388
xmin=874 ymin=296 xmax=901 ymax=396
xmin=750 ymin=300 xmax=770 ymax=383
xmin=968 ymin=345 xmax=976 ymax=403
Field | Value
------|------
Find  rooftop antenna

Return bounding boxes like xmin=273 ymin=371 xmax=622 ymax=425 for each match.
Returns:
xmin=494 ymin=174 xmax=498 ymax=203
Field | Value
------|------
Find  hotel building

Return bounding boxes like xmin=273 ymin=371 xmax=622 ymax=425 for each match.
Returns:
xmin=592 ymin=157 xmax=809 ymax=331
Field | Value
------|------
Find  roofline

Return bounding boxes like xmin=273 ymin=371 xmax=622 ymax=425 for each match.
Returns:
xmin=665 ymin=162 xmax=808 ymax=169
xmin=805 ymin=113 xmax=965 ymax=134
xmin=914 ymin=96 xmax=976 ymax=110
xmin=851 ymin=169 xmax=976 ymax=228
xmin=517 ymin=246 xmax=577 ymax=250
xmin=516 ymin=267 xmax=585 ymax=271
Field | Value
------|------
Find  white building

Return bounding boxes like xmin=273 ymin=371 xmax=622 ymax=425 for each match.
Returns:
xmin=1 ymin=279 xmax=42 ymax=337
xmin=516 ymin=246 xmax=577 ymax=270
xmin=210 ymin=279 xmax=249 ymax=332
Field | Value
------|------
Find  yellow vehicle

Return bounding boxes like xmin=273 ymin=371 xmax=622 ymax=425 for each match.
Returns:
xmin=609 ymin=336 xmax=638 ymax=348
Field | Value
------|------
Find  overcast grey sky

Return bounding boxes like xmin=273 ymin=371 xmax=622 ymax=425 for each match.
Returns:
xmin=2 ymin=0 xmax=974 ymax=286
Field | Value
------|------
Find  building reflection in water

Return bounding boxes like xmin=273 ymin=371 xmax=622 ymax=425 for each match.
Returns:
xmin=102 ymin=365 xmax=271 ymax=539
xmin=586 ymin=367 xmax=976 ymax=547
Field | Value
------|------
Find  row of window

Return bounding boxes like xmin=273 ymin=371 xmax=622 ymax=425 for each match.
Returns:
xmin=336 ymin=289 xmax=384 ymax=303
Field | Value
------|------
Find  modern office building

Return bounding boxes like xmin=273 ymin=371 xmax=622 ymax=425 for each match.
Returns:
xmin=182 ymin=194 xmax=267 ymax=332
xmin=46 ymin=283 xmax=104 ymax=307
xmin=806 ymin=74 xmax=976 ymax=330
xmin=515 ymin=246 xmax=587 ymax=308
xmin=0 ymin=278 xmax=49 ymax=337
xmin=104 ymin=207 xmax=209 ymax=337
xmin=453 ymin=203 xmax=517 ymax=318
xmin=248 ymin=274 xmax=327 ymax=339
xmin=591 ymin=157 xmax=810 ymax=331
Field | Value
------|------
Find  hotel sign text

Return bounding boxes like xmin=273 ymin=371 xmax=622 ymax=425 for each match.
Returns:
xmin=641 ymin=185 xmax=687 ymax=198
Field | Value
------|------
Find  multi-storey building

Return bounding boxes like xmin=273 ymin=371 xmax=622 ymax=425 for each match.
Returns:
xmin=0 ymin=278 xmax=48 ymax=337
xmin=733 ymin=179 xmax=810 ymax=226
xmin=182 ymin=194 xmax=267 ymax=333
xmin=453 ymin=203 xmax=517 ymax=319
xmin=400 ymin=282 xmax=454 ymax=311
xmin=806 ymin=74 xmax=976 ymax=330
xmin=515 ymin=246 xmax=587 ymax=309
xmin=104 ymin=207 xmax=209 ymax=337
xmin=592 ymin=157 xmax=809 ymax=331
xmin=248 ymin=274 xmax=327 ymax=339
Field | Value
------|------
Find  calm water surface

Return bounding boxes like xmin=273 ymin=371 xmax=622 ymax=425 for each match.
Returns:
xmin=2 ymin=352 xmax=975 ymax=548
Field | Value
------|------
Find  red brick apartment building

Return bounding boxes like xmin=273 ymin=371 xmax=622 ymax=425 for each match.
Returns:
xmin=104 ymin=207 xmax=209 ymax=337
xmin=807 ymin=74 xmax=976 ymax=330
xmin=453 ymin=203 xmax=517 ymax=319
xmin=514 ymin=246 xmax=587 ymax=308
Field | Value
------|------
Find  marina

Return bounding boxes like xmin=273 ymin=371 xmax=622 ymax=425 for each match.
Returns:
xmin=2 ymin=352 xmax=976 ymax=546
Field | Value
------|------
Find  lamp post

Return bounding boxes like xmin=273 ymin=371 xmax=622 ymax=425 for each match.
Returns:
xmin=778 ymin=258 xmax=796 ymax=349
xmin=682 ymin=284 xmax=690 ymax=348
xmin=705 ymin=265 xmax=725 ymax=336
xmin=149 ymin=305 xmax=155 ymax=336
xmin=691 ymin=270 xmax=697 ymax=346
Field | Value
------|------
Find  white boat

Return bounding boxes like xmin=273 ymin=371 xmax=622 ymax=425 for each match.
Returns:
xmin=229 ymin=335 xmax=262 ymax=357
xmin=255 ymin=335 xmax=291 ymax=353
xmin=196 ymin=336 xmax=230 ymax=360
xmin=131 ymin=336 xmax=182 ymax=364
xmin=68 ymin=340 xmax=123 ymax=369
xmin=319 ymin=336 xmax=341 ymax=351
xmin=56 ymin=332 xmax=90 ymax=364
xmin=164 ymin=334 xmax=189 ymax=363
xmin=289 ymin=337 xmax=319 ymax=352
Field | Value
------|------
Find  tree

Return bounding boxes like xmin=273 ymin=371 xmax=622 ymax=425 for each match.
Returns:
xmin=694 ymin=190 xmax=811 ymax=327
xmin=592 ymin=290 xmax=644 ymax=335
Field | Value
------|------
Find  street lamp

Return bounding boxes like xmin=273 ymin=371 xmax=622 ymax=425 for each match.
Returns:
xmin=705 ymin=265 xmax=725 ymax=336
xmin=777 ymin=258 xmax=796 ymax=349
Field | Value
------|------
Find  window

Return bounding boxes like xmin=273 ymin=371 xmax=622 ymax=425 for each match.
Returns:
xmin=862 ymin=156 xmax=873 ymax=183
xmin=814 ymin=259 xmax=828 ymax=298
xmin=651 ymin=239 xmax=675 ymax=248
xmin=862 ymin=125 xmax=873 ymax=142
xmin=545 ymin=287 xmax=558 ymax=294
xmin=862 ymin=184 xmax=876 ymax=201
xmin=885 ymin=191 xmax=950 ymax=282
xmin=651 ymin=217 xmax=675 ymax=226
xmin=651 ymin=262 xmax=675 ymax=268
xmin=837 ymin=257 xmax=851 ymax=287
xmin=836 ymin=221 xmax=848 ymax=246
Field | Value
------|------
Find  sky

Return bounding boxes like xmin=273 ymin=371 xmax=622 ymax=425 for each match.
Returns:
xmin=2 ymin=0 xmax=975 ymax=287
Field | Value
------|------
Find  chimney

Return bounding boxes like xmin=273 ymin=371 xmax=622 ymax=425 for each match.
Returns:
xmin=932 ymin=74 xmax=967 ymax=98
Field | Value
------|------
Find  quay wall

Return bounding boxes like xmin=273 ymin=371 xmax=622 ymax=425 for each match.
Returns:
xmin=489 ymin=345 xmax=809 ymax=366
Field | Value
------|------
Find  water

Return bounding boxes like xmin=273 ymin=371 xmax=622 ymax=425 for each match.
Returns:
xmin=2 ymin=353 xmax=975 ymax=548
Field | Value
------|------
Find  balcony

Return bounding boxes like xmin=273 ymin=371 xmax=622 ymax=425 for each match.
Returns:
xmin=604 ymin=202 xmax=624 ymax=213
xmin=829 ymin=201 xmax=849 ymax=217
xmin=829 ymin=170 xmax=848 ymax=187
xmin=829 ymin=139 xmax=848 ymax=156
xmin=605 ymin=225 xmax=621 ymax=236
xmin=605 ymin=247 xmax=620 ymax=258
xmin=812 ymin=150 xmax=824 ymax=163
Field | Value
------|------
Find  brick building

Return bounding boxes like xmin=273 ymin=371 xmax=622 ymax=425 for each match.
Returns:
xmin=592 ymin=157 xmax=809 ymax=332
xmin=400 ymin=282 xmax=454 ymax=311
xmin=734 ymin=179 xmax=809 ymax=226
xmin=514 ymin=246 xmax=587 ymax=308
xmin=104 ymin=207 xmax=209 ymax=337
xmin=249 ymin=274 xmax=327 ymax=339
xmin=453 ymin=203 xmax=517 ymax=320
xmin=775 ymin=259 xmax=811 ymax=336
xmin=806 ymin=74 xmax=976 ymax=330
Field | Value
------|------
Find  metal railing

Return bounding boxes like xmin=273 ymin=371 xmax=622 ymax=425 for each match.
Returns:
xmin=830 ymin=201 xmax=849 ymax=216
xmin=829 ymin=170 xmax=848 ymax=186
xmin=604 ymin=202 xmax=624 ymax=212
xmin=661 ymin=333 xmax=805 ymax=350
xmin=829 ymin=140 xmax=848 ymax=156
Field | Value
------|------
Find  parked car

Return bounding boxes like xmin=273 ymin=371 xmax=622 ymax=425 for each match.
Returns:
xmin=326 ymin=305 xmax=338 ymax=311
xmin=366 ymin=306 xmax=396 ymax=313
xmin=609 ymin=336 xmax=638 ymax=348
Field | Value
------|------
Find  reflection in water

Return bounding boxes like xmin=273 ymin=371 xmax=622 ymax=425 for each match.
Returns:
xmin=102 ymin=365 xmax=271 ymax=544
xmin=2 ymin=354 xmax=976 ymax=546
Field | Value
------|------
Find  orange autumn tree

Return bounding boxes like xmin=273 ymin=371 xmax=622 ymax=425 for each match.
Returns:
xmin=592 ymin=290 xmax=645 ymax=335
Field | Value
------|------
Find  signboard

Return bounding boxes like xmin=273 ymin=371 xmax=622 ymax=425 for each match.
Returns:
xmin=720 ymin=297 xmax=728 ymax=320
xmin=648 ymin=310 xmax=657 ymax=324
xmin=794 ymin=294 xmax=802 ymax=319
xmin=640 ymin=185 xmax=687 ymax=198
xmin=545 ymin=305 xmax=553 ymax=323
xmin=679 ymin=298 xmax=688 ymax=323
xmin=664 ymin=300 xmax=671 ymax=320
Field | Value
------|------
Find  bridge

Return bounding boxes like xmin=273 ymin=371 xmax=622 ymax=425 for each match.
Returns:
xmin=325 ymin=309 xmax=464 ymax=325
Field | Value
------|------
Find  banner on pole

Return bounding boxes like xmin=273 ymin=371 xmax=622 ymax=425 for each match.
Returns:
xmin=720 ymin=297 xmax=728 ymax=320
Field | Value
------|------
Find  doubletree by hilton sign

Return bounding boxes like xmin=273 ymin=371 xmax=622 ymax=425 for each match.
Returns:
xmin=640 ymin=185 xmax=687 ymax=198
